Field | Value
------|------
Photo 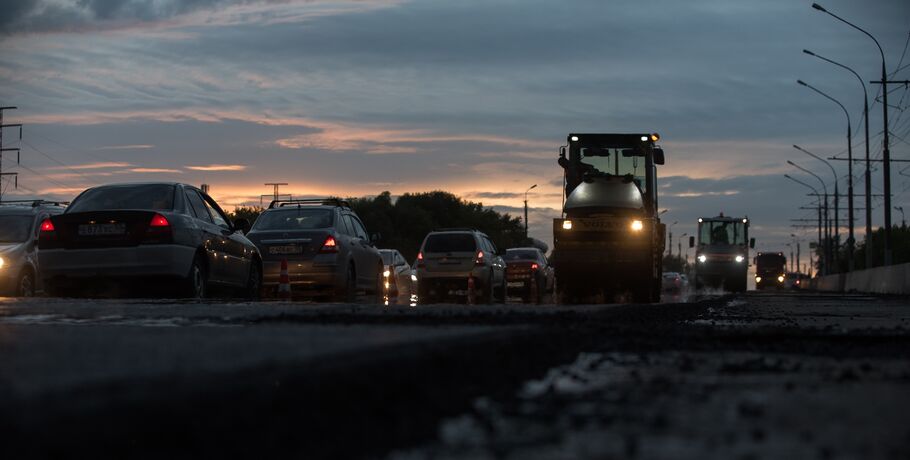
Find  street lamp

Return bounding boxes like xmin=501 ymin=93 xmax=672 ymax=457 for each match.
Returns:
xmin=524 ymin=184 xmax=537 ymax=239
xmin=784 ymin=173 xmax=827 ymax=275
xmin=791 ymin=233 xmax=802 ymax=274
xmin=793 ymin=144 xmax=842 ymax=269
xmin=803 ymin=49 xmax=872 ymax=268
xmin=796 ymin=80 xmax=852 ymax=269
xmin=789 ymin=160 xmax=833 ymax=272
xmin=812 ymin=2 xmax=893 ymax=265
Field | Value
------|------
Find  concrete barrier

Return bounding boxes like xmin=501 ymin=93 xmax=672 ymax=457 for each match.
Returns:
xmin=811 ymin=262 xmax=910 ymax=295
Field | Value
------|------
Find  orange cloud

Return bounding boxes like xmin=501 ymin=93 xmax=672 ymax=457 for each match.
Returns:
xmin=129 ymin=168 xmax=183 ymax=173
xmin=185 ymin=164 xmax=247 ymax=171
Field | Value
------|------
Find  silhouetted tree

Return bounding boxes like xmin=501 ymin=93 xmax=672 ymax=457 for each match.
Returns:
xmin=227 ymin=206 xmax=263 ymax=225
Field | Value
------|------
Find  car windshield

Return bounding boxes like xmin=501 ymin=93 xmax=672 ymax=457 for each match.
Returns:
xmin=579 ymin=147 xmax=647 ymax=193
xmin=699 ymin=220 xmax=746 ymax=245
xmin=0 ymin=215 xmax=33 ymax=243
xmin=253 ymin=209 xmax=333 ymax=230
xmin=68 ymin=184 xmax=175 ymax=212
xmin=424 ymin=233 xmax=476 ymax=253
xmin=506 ymin=249 xmax=538 ymax=260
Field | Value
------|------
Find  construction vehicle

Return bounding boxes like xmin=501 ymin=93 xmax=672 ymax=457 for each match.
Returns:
xmin=689 ymin=214 xmax=754 ymax=292
xmin=552 ymin=133 xmax=666 ymax=303
xmin=754 ymin=252 xmax=786 ymax=290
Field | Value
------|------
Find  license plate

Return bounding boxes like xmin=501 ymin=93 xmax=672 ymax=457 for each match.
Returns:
xmin=269 ymin=245 xmax=302 ymax=255
xmin=507 ymin=282 xmax=526 ymax=288
xmin=78 ymin=223 xmax=126 ymax=236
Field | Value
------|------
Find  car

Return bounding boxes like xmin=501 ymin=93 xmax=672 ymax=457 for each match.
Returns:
xmin=379 ymin=249 xmax=414 ymax=303
xmin=783 ymin=272 xmax=810 ymax=290
xmin=0 ymin=200 xmax=67 ymax=296
xmin=415 ymin=228 xmax=507 ymax=304
xmin=245 ymin=199 xmax=383 ymax=301
xmin=38 ymin=182 xmax=261 ymax=298
xmin=662 ymin=271 xmax=683 ymax=293
xmin=504 ymin=247 xmax=554 ymax=303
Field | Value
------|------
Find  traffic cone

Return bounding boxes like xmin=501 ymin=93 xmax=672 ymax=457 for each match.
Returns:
xmin=278 ymin=259 xmax=291 ymax=299
xmin=467 ymin=276 xmax=476 ymax=305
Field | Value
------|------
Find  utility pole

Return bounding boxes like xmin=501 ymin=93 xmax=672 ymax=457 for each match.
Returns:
xmin=264 ymin=182 xmax=288 ymax=203
xmin=0 ymin=106 xmax=22 ymax=201
xmin=871 ymin=79 xmax=910 ymax=265
xmin=524 ymin=184 xmax=537 ymax=240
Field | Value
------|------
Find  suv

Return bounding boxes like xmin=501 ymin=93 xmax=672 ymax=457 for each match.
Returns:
xmin=0 ymin=200 xmax=67 ymax=296
xmin=415 ymin=229 xmax=506 ymax=304
xmin=246 ymin=199 xmax=383 ymax=301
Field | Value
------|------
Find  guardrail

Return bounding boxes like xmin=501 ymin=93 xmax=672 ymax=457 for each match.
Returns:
xmin=810 ymin=262 xmax=910 ymax=295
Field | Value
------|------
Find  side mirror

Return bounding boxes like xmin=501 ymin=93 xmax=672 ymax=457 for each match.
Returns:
xmin=688 ymin=236 xmax=695 ymax=248
xmin=749 ymin=238 xmax=756 ymax=249
xmin=653 ymin=148 xmax=665 ymax=165
xmin=370 ymin=233 xmax=381 ymax=244
xmin=233 ymin=218 xmax=251 ymax=234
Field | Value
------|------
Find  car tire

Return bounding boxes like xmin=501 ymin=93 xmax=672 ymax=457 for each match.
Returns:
xmin=183 ymin=255 xmax=207 ymax=299
xmin=373 ymin=264 xmax=384 ymax=304
xmin=16 ymin=269 xmax=36 ymax=297
xmin=498 ymin=277 xmax=507 ymax=304
xmin=336 ymin=264 xmax=356 ymax=303
xmin=246 ymin=261 xmax=262 ymax=300
xmin=484 ymin=274 xmax=494 ymax=304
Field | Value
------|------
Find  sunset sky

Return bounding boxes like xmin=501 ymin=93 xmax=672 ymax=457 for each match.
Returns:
xmin=1 ymin=0 xmax=909 ymax=263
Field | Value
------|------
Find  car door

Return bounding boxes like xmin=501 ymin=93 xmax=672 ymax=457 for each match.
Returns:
xmin=484 ymin=236 xmax=506 ymax=285
xmin=345 ymin=214 xmax=376 ymax=288
xmin=201 ymin=193 xmax=248 ymax=286
xmin=184 ymin=188 xmax=225 ymax=283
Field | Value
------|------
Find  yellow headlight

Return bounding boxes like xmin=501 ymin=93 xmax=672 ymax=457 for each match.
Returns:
xmin=777 ymin=275 xmax=785 ymax=283
xmin=383 ymin=270 xmax=390 ymax=278
xmin=0 ymin=257 xmax=4 ymax=269
xmin=562 ymin=220 xmax=573 ymax=230
xmin=755 ymin=276 xmax=762 ymax=283
xmin=630 ymin=219 xmax=643 ymax=231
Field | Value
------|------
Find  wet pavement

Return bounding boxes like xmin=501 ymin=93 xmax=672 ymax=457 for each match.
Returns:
xmin=1 ymin=291 xmax=908 ymax=458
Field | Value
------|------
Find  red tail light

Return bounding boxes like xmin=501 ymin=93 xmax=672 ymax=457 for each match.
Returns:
xmin=40 ymin=219 xmax=55 ymax=232
xmin=149 ymin=214 xmax=170 ymax=227
xmin=320 ymin=235 xmax=339 ymax=253
xmin=417 ymin=251 xmax=425 ymax=267
xmin=531 ymin=263 xmax=539 ymax=270
xmin=475 ymin=251 xmax=484 ymax=266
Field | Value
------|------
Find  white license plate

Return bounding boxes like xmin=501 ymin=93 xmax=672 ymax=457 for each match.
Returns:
xmin=269 ymin=245 xmax=302 ymax=255
xmin=507 ymin=282 xmax=526 ymax=288
xmin=78 ymin=223 xmax=126 ymax=236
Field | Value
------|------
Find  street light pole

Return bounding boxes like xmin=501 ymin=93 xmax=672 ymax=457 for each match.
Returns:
xmin=796 ymin=80 xmax=851 ymax=270
xmin=785 ymin=174 xmax=826 ymax=275
xmin=803 ymin=49 xmax=872 ymax=269
xmin=787 ymin=163 xmax=830 ymax=273
xmin=524 ymin=184 xmax=537 ymax=240
xmin=793 ymin=144 xmax=845 ymax=271
xmin=812 ymin=2 xmax=892 ymax=265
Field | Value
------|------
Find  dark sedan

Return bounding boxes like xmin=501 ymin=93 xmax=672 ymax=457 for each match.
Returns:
xmin=504 ymin=247 xmax=554 ymax=303
xmin=38 ymin=182 xmax=261 ymax=298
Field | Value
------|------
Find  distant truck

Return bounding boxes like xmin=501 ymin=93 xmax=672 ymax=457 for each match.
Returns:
xmin=689 ymin=214 xmax=754 ymax=292
xmin=551 ymin=133 xmax=666 ymax=303
xmin=755 ymin=252 xmax=787 ymax=290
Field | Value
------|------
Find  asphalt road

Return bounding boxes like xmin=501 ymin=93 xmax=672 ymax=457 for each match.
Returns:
xmin=1 ymin=291 xmax=908 ymax=459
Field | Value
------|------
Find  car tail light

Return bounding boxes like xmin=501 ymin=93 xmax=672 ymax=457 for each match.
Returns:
xmin=38 ymin=218 xmax=60 ymax=249
xmin=530 ymin=263 xmax=539 ymax=271
xmin=417 ymin=251 xmax=425 ymax=268
xmin=475 ymin=251 xmax=484 ymax=266
xmin=40 ymin=219 xmax=55 ymax=232
xmin=144 ymin=213 xmax=173 ymax=244
xmin=319 ymin=235 xmax=338 ymax=253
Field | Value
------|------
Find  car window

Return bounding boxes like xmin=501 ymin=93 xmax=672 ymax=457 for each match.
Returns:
xmin=68 ymin=184 xmax=175 ymax=212
xmin=202 ymin=195 xmax=230 ymax=229
xmin=395 ymin=252 xmax=406 ymax=266
xmin=380 ymin=251 xmax=394 ymax=265
xmin=424 ymin=233 xmax=476 ymax=253
xmin=349 ymin=216 xmax=369 ymax=240
xmin=484 ymin=237 xmax=497 ymax=254
xmin=342 ymin=215 xmax=357 ymax=237
xmin=185 ymin=190 xmax=213 ymax=224
xmin=0 ymin=215 xmax=34 ymax=243
xmin=253 ymin=209 xmax=333 ymax=230
xmin=506 ymin=249 xmax=539 ymax=260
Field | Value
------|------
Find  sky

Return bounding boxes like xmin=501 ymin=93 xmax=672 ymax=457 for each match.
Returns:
xmin=1 ymin=0 xmax=909 ymax=268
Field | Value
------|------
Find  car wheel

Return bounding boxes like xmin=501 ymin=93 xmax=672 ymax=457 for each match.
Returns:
xmin=17 ymin=270 xmax=36 ymax=297
xmin=336 ymin=264 xmax=356 ymax=303
xmin=184 ymin=256 xmax=207 ymax=299
xmin=246 ymin=261 xmax=262 ymax=300
xmin=484 ymin=274 xmax=494 ymax=304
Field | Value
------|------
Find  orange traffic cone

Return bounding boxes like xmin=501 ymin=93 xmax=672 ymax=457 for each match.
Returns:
xmin=278 ymin=259 xmax=291 ymax=299
xmin=467 ymin=276 xmax=476 ymax=305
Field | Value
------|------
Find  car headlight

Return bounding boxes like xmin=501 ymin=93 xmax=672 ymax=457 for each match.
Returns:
xmin=697 ymin=254 xmax=707 ymax=263
xmin=383 ymin=270 xmax=390 ymax=278
xmin=630 ymin=219 xmax=643 ymax=232
xmin=411 ymin=274 xmax=418 ymax=282
xmin=755 ymin=276 xmax=762 ymax=283
xmin=777 ymin=275 xmax=785 ymax=283
xmin=562 ymin=220 xmax=573 ymax=230
xmin=735 ymin=255 xmax=744 ymax=263
xmin=0 ymin=256 xmax=4 ymax=269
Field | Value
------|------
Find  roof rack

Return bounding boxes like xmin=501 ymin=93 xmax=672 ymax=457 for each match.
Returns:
xmin=0 ymin=199 xmax=69 ymax=208
xmin=268 ymin=198 xmax=350 ymax=209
